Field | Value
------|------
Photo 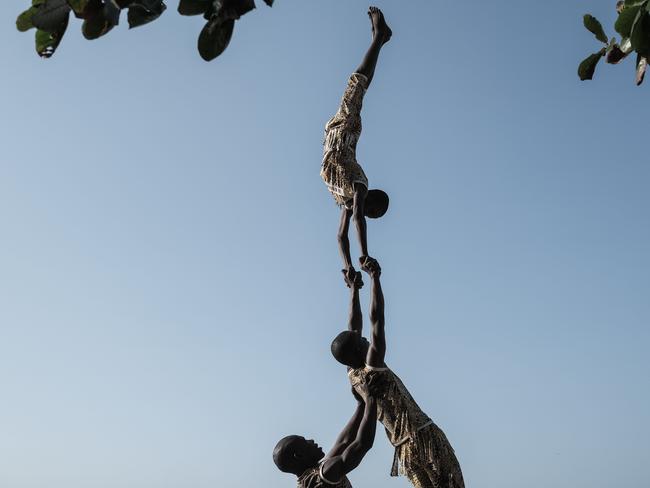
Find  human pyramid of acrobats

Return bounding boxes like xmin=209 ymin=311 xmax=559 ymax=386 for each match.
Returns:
xmin=273 ymin=7 xmax=465 ymax=488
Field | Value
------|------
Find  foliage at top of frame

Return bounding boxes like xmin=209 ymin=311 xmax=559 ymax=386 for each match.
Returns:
xmin=16 ymin=0 xmax=274 ymax=60
xmin=579 ymin=0 xmax=650 ymax=85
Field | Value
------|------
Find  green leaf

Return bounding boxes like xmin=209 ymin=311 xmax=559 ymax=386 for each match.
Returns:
xmin=204 ymin=0 xmax=254 ymax=21
xmin=178 ymin=0 xmax=209 ymax=15
xmin=636 ymin=54 xmax=647 ymax=84
xmin=631 ymin=11 xmax=650 ymax=56
xmin=103 ymin=0 xmax=121 ymax=26
xmin=197 ymin=17 xmax=234 ymax=61
xmin=35 ymin=29 xmax=54 ymax=53
xmin=584 ymin=14 xmax=608 ymax=44
xmin=32 ymin=0 xmax=71 ymax=33
xmin=624 ymin=0 xmax=647 ymax=6
xmin=578 ymin=49 xmax=606 ymax=80
xmin=81 ymin=0 xmax=120 ymax=39
xmin=615 ymin=5 xmax=643 ymax=37
xmin=203 ymin=0 xmax=223 ymax=20
xmin=82 ymin=17 xmax=108 ymax=38
xmin=620 ymin=37 xmax=633 ymax=52
xmin=16 ymin=6 xmax=39 ymax=31
xmin=231 ymin=0 xmax=255 ymax=18
xmin=127 ymin=0 xmax=167 ymax=28
xmin=67 ymin=0 xmax=89 ymax=15
xmin=606 ymin=43 xmax=629 ymax=63
xmin=34 ymin=12 xmax=68 ymax=57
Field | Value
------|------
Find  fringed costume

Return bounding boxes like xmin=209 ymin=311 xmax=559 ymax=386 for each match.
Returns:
xmin=348 ymin=365 xmax=465 ymax=488
xmin=321 ymin=73 xmax=370 ymax=208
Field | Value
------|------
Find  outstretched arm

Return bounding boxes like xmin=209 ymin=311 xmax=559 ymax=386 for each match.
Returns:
xmin=325 ymin=388 xmax=366 ymax=459
xmin=321 ymin=387 xmax=377 ymax=481
xmin=352 ymin=184 xmax=369 ymax=260
xmin=347 ymin=273 xmax=363 ymax=334
xmin=366 ymin=265 xmax=386 ymax=368
xmin=338 ymin=207 xmax=354 ymax=272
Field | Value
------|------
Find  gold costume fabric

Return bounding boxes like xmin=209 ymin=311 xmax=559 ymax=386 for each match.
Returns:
xmin=297 ymin=465 xmax=352 ymax=488
xmin=321 ymin=73 xmax=370 ymax=208
xmin=348 ymin=366 xmax=465 ymax=488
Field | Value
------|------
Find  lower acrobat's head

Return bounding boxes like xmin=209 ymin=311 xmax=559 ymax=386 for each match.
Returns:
xmin=364 ymin=189 xmax=389 ymax=219
xmin=331 ymin=331 xmax=369 ymax=369
xmin=273 ymin=435 xmax=325 ymax=475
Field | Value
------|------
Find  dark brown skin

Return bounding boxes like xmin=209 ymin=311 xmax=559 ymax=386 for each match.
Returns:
xmin=273 ymin=382 xmax=378 ymax=482
xmin=345 ymin=258 xmax=386 ymax=369
xmin=319 ymin=383 xmax=378 ymax=482
xmin=338 ymin=6 xmax=392 ymax=280
xmin=275 ymin=8 xmax=392 ymax=484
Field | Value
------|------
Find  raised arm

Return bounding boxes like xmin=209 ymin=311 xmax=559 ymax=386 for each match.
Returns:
xmin=365 ymin=263 xmax=386 ymax=368
xmin=345 ymin=271 xmax=364 ymax=334
xmin=321 ymin=384 xmax=377 ymax=482
xmin=337 ymin=207 xmax=354 ymax=272
xmin=325 ymin=388 xmax=366 ymax=459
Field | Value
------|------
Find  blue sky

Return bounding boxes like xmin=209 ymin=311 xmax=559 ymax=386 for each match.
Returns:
xmin=0 ymin=1 xmax=649 ymax=487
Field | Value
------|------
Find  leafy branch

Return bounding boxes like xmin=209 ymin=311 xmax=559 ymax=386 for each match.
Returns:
xmin=579 ymin=0 xmax=650 ymax=85
xmin=16 ymin=0 xmax=273 ymax=60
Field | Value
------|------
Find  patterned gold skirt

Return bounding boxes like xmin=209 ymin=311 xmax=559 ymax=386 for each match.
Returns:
xmin=320 ymin=151 xmax=368 ymax=207
xmin=392 ymin=423 xmax=465 ymax=488
xmin=321 ymin=73 xmax=370 ymax=207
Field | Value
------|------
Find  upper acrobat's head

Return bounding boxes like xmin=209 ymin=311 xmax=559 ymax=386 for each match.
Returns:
xmin=273 ymin=435 xmax=325 ymax=475
xmin=364 ymin=189 xmax=389 ymax=219
xmin=331 ymin=331 xmax=369 ymax=369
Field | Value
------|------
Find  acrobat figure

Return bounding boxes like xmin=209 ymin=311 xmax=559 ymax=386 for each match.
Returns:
xmin=273 ymin=381 xmax=377 ymax=487
xmin=332 ymin=263 xmax=466 ymax=488
xmin=321 ymin=6 xmax=391 ymax=281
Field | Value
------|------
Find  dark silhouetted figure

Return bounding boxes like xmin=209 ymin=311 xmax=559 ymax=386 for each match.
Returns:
xmin=273 ymin=381 xmax=377 ymax=487
xmin=332 ymin=261 xmax=466 ymax=488
xmin=321 ymin=6 xmax=392 ymax=283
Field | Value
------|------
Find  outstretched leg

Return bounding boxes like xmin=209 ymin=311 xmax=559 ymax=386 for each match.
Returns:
xmin=355 ymin=6 xmax=392 ymax=87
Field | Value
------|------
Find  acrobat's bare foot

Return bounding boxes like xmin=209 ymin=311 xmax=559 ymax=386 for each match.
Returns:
xmin=368 ymin=6 xmax=392 ymax=44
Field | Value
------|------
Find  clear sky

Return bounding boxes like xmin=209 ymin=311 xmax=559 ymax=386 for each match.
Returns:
xmin=1 ymin=1 xmax=649 ymax=487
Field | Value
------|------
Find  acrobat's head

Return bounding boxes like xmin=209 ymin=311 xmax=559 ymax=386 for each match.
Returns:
xmin=273 ymin=435 xmax=325 ymax=475
xmin=364 ymin=189 xmax=389 ymax=219
xmin=331 ymin=331 xmax=369 ymax=369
